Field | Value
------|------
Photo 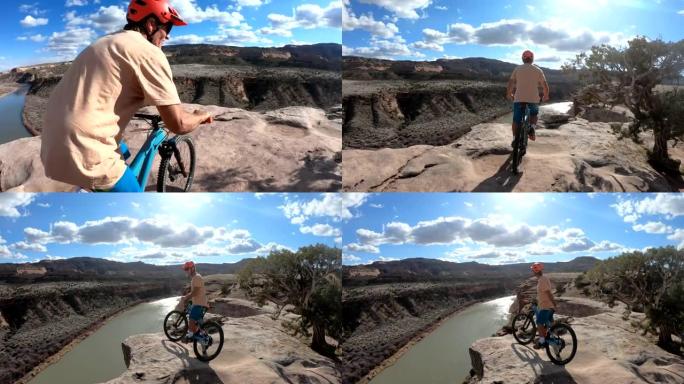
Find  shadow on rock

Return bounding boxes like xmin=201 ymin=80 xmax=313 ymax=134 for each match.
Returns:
xmin=160 ymin=340 xmax=225 ymax=384
xmin=471 ymin=156 xmax=522 ymax=192
xmin=510 ymin=343 xmax=577 ymax=384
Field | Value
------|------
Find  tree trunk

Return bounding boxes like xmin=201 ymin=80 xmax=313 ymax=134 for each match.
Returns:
xmin=311 ymin=321 xmax=334 ymax=357
xmin=658 ymin=325 xmax=678 ymax=354
xmin=649 ymin=122 xmax=681 ymax=175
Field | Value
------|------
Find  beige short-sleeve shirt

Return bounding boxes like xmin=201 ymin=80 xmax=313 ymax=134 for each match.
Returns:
xmin=41 ymin=30 xmax=181 ymax=190
xmin=191 ymin=274 xmax=208 ymax=307
xmin=510 ymin=63 xmax=546 ymax=103
xmin=537 ymin=275 xmax=554 ymax=309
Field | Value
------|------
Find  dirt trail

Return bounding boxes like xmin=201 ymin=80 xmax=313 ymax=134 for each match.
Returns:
xmin=343 ymin=110 xmax=680 ymax=192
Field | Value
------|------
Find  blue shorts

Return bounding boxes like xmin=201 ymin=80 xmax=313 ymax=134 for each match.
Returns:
xmin=189 ymin=305 xmax=207 ymax=322
xmin=536 ymin=309 xmax=554 ymax=327
xmin=512 ymin=102 xmax=539 ymax=124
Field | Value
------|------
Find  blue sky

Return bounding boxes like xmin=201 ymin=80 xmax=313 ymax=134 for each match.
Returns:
xmin=342 ymin=193 xmax=684 ymax=265
xmin=343 ymin=0 xmax=684 ymax=68
xmin=0 ymin=193 xmax=343 ymax=265
xmin=0 ymin=0 xmax=342 ymax=71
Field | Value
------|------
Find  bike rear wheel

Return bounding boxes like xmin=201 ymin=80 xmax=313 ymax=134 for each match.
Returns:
xmin=512 ymin=313 xmax=536 ymax=345
xmin=157 ymin=136 xmax=196 ymax=192
xmin=512 ymin=115 xmax=528 ymax=174
xmin=193 ymin=321 xmax=224 ymax=362
xmin=545 ymin=323 xmax=578 ymax=365
xmin=163 ymin=310 xmax=188 ymax=342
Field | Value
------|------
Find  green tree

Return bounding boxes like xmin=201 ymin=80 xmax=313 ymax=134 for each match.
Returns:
xmin=563 ymin=37 xmax=684 ymax=173
xmin=586 ymin=246 xmax=684 ymax=353
xmin=238 ymin=244 xmax=342 ymax=356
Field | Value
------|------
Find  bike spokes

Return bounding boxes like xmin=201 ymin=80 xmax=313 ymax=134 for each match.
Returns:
xmin=545 ymin=323 xmax=578 ymax=365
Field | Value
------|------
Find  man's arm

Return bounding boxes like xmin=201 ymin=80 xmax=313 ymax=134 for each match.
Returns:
xmin=544 ymin=289 xmax=556 ymax=308
xmin=183 ymin=278 xmax=197 ymax=301
xmin=541 ymin=80 xmax=550 ymax=102
xmin=157 ymin=104 xmax=213 ymax=135
xmin=506 ymin=77 xmax=516 ymax=101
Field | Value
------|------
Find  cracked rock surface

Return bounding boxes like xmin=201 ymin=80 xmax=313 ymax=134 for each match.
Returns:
xmin=343 ymin=116 xmax=680 ymax=192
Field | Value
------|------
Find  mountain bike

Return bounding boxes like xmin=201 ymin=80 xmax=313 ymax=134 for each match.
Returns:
xmin=119 ymin=113 xmax=196 ymax=192
xmin=511 ymin=103 xmax=532 ymax=175
xmin=163 ymin=301 xmax=224 ymax=362
xmin=512 ymin=302 xmax=577 ymax=365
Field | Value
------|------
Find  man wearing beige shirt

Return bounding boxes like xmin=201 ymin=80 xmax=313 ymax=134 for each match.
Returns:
xmin=531 ymin=262 xmax=557 ymax=349
xmin=41 ymin=0 xmax=212 ymax=192
xmin=181 ymin=261 xmax=209 ymax=342
xmin=506 ymin=50 xmax=550 ymax=147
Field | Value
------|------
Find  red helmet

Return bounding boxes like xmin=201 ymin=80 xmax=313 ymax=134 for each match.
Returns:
xmin=182 ymin=261 xmax=195 ymax=270
xmin=522 ymin=50 xmax=534 ymax=61
xmin=127 ymin=0 xmax=187 ymax=26
xmin=530 ymin=262 xmax=544 ymax=273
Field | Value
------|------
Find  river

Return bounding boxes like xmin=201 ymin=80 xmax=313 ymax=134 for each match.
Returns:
xmin=369 ymin=296 xmax=515 ymax=384
xmin=490 ymin=101 xmax=573 ymax=125
xmin=29 ymin=296 xmax=180 ymax=384
xmin=0 ymin=85 xmax=31 ymax=144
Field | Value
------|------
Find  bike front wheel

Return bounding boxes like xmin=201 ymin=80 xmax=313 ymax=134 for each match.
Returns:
xmin=163 ymin=310 xmax=188 ymax=342
xmin=193 ymin=321 xmax=224 ymax=362
xmin=512 ymin=313 xmax=536 ymax=345
xmin=157 ymin=136 xmax=196 ymax=192
xmin=545 ymin=323 xmax=578 ymax=365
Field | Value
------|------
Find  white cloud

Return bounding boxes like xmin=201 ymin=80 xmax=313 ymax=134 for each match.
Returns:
xmin=20 ymin=15 xmax=48 ymax=27
xmin=262 ymin=1 xmax=341 ymax=37
xmin=588 ymin=240 xmax=625 ymax=252
xmin=300 ymin=223 xmax=342 ymax=237
xmin=12 ymin=241 xmax=47 ymax=253
xmin=413 ymin=19 xmax=627 ymax=55
xmin=668 ymin=229 xmax=684 ymax=249
xmin=173 ymin=0 xmax=245 ymax=26
xmin=343 ymin=4 xmax=398 ymax=38
xmin=356 ymin=215 xmax=554 ymax=248
xmin=66 ymin=0 xmax=88 ymax=6
xmin=280 ymin=193 xmax=368 ymax=224
xmin=632 ymin=221 xmax=673 ymax=234
xmin=47 ymin=27 xmax=96 ymax=58
xmin=344 ymin=243 xmax=380 ymax=253
xmin=356 ymin=0 xmax=432 ymax=19
xmin=613 ymin=194 xmax=684 ymax=224
xmin=64 ymin=6 xmax=126 ymax=33
xmin=560 ymin=237 xmax=594 ymax=252
xmin=343 ymin=39 xmax=412 ymax=59
xmin=19 ymin=3 xmax=47 ymax=16
xmin=0 ymin=194 xmax=35 ymax=217
xmin=343 ymin=253 xmax=362 ymax=264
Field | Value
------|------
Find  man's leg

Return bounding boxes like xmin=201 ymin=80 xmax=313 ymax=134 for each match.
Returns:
xmin=105 ymin=167 xmax=142 ymax=192
xmin=512 ymin=103 xmax=522 ymax=148
xmin=528 ymin=104 xmax=540 ymax=141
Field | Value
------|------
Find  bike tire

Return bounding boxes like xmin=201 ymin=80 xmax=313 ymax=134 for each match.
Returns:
xmin=163 ymin=310 xmax=188 ymax=342
xmin=545 ymin=323 xmax=578 ymax=365
xmin=193 ymin=321 xmax=224 ymax=362
xmin=512 ymin=313 xmax=536 ymax=345
xmin=511 ymin=117 xmax=527 ymax=174
xmin=157 ymin=136 xmax=196 ymax=192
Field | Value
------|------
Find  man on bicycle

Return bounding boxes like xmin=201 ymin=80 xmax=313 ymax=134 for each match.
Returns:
xmin=531 ymin=262 xmax=556 ymax=349
xmin=505 ymin=50 xmax=550 ymax=147
xmin=41 ymin=0 xmax=212 ymax=192
xmin=181 ymin=261 xmax=209 ymax=342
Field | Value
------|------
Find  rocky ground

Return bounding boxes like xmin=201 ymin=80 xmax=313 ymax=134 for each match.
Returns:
xmin=340 ymin=281 xmax=510 ymax=384
xmin=0 ymin=104 xmax=342 ymax=192
xmin=104 ymin=297 xmax=340 ymax=384
xmin=0 ymin=281 xmax=180 ymax=384
xmin=343 ymin=105 xmax=683 ymax=192
xmin=466 ymin=295 xmax=684 ymax=384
